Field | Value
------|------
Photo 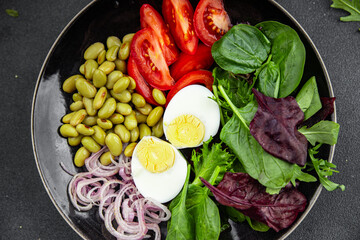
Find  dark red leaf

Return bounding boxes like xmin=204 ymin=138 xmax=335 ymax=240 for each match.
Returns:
xmin=300 ymin=97 xmax=335 ymax=128
xmin=249 ymin=89 xmax=308 ymax=166
xmin=201 ymin=172 xmax=307 ymax=232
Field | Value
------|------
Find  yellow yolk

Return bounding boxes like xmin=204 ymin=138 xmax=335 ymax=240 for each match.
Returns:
xmin=136 ymin=137 xmax=175 ymax=173
xmin=165 ymin=114 xmax=205 ymax=148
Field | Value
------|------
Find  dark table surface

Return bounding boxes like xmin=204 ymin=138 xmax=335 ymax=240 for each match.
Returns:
xmin=1 ymin=0 xmax=359 ymax=239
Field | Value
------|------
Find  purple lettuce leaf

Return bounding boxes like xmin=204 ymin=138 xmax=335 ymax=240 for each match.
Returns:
xmin=201 ymin=172 xmax=307 ymax=232
xmin=249 ymin=88 xmax=308 ymax=166
xmin=300 ymin=97 xmax=335 ymax=128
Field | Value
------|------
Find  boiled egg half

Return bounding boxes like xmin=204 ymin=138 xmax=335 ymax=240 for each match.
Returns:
xmin=131 ymin=136 xmax=187 ymax=203
xmin=163 ymin=85 xmax=220 ymax=149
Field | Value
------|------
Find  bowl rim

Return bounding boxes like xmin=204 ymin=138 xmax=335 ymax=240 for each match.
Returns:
xmin=31 ymin=0 xmax=336 ymax=239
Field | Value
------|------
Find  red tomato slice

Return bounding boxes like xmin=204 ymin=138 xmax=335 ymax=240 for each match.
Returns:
xmin=140 ymin=4 xmax=179 ymax=66
xmin=162 ymin=0 xmax=199 ymax=55
xmin=127 ymin=56 xmax=158 ymax=106
xmin=193 ymin=0 xmax=232 ymax=47
xmin=166 ymin=70 xmax=214 ymax=105
xmin=170 ymin=43 xmax=214 ymax=81
xmin=130 ymin=28 xmax=175 ymax=91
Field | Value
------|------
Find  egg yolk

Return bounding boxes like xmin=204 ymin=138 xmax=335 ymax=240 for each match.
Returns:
xmin=136 ymin=138 xmax=175 ymax=173
xmin=166 ymin=114 xmax=205 ymax=148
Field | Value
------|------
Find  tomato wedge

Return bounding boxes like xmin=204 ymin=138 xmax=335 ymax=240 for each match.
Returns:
xmin=193 ymin=0 xmax=232 ymax=47
xmin=170 ymin=43 xmax=214 ymax=81
xmin=130 ymin=28 xmax=175 ymax=90
xmin=140 ymin=4 xmax=179 ymax=65
xmin=127 ymin=56 xmax=158 ymax=106
xmin=166 ymin=70 xmax=214 ymax=105
xmin=162 ymin=0 xmax=198 ymax=55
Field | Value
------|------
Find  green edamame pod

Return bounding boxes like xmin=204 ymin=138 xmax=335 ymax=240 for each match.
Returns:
xmin=93 ymin=87 xmax=108 ymax=110
xmin=97 ymin=118 xmax=113 ymax=130
xmin=75 ymin=124 xmax=95 ymax=136
xmin=92 ymin=125 xmax=106 ymax=145
xmin=68 ymin=135 xmax=83 ymax=146
xmin=60 ymin=124 xmax=79 ymax=138
xmin=63 ymin=75 xmax=82 ymax=93
xmin=81 ymin=136 xmax=101 ymax=153
xmin=147 ymin=106 xmax=164 ymax=127
xmin=98 ymin=97 xmax=116 ymax=119
xmin=74 ymin=147 xmax=90 ymax=167
xmin=83 ymin=97 xmax=97 ymax=116
xmin=106 ymin=45 xmax=120 ymax=62
xmin=84 ymin=59 xmax=98 ymax=80
xmin=98 ymin=61 xmax=115 ymax=75
xmin=70 ymin=109 xmax=87 ymax=126
xmin=105 ymin=133 xmax=122 ymax=156
xmin=75 ymin=78 xmax=97 ymax=98
xmin=92 ymin=69 xmax=107 ymax=88
xmin=124 ymin=142 xmax=137 ymax=157
xmin=114 ymin=124 xmax=131 ymax=143
xmin=84 ymin=42 xmax=105 ymax=60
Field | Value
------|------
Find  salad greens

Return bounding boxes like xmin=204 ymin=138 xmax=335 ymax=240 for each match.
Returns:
xmin=168 ymin=20 xmax=343 ymax=236
xmin=331 ymin=0 xmax=360 ymax=30
xmin=5 ymin=9 xmax=19 ymax=17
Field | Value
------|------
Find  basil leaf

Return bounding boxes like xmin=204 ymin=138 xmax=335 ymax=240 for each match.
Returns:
xmin=296 ymin=76 xmax=322 ymax=120
xmin=298 ymin=120 xmax=340 ymax=146
xmin=256 ymin=21 xmax=306 ymax=97
xmin=212 ymin=24 xmax=271 ymax=74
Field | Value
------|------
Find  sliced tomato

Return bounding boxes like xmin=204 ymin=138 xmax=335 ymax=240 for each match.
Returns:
xmin=194 ymin=0 xmax=232 ymax=47
xmin=170 ymin=43 xmax=214 ymax=81
xmin=127 ymin=56 xmax=158 ymax=106
xmin=162 ymin=0 xmax=198 ymax=55
xmin=166 ymin=70 xmax=214 ymax=105
xmin=130 ymin=28 xmax=175 ymax=91
xmin=140 ymin=4 xmax=179 ymax=65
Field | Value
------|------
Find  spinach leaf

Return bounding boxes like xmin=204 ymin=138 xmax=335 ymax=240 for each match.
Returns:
xmin=192 ymin=137 xmax=234 ymax=186
xmin=307 ymin=144 xmax=345 ymax=191
xmin=246 ymin=217 xmax=270 ymax=232
xmin=298 ymin=120 xmax=340 ymax=146
xmin=256 ymin=21 xmax=306 ymax=98
xmin=296 ymin=76 xmax=322 ymax=120
xmin=212 ymin=24 xmax=271 ymax=74
xmin=331 ymin=0 xmax=360 ymax=30
xmin=256 ymin=60 xmax=281 ymax=98
xmin=225 ymin=207 xmax=270 ymax=232
xmin=166 ymin=165 xmax=194 ymax=240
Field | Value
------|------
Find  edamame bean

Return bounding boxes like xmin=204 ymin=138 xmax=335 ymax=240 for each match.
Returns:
xmin=70 ymin=101 xmax=84 ymax=112
xmin=118 ymin=42 xmax=130 ymax=60
xmin=136 ymin=103 xmax=152 ymax=115
xmin=116 ymin=103 xmax=132 ymax=116
xmin=75 ymin=124 xmax=95 ymax=136
xmin=109 ymin=113 xmax=124 ymax=124
xmin=100 ymin=151 xmax=114 ymax=166
xmin=82 ymin=116 xmax=97 ymax=126
xmin=92 ymin=125 xmax=106 ymax=145
xmin=134 ymin=110 xmax=147 ymax=123
xmin=97 ymin=118 xmax=113 ymax=130
xmin=70 ymin=109 xmax=87 ymax=126
xmin=92 ymin=69 xmax=107 ymax=88
xmin=106 ymin=71 xmax=123 ymax=89
xmin=81 ymin=136 xmax=101 ymax=153
xmin=60 ymin=124 xmax=79 ymax=137
xmin=79 ymin=64 xmax=85 ymax=75
xmin=97 ymin=49 xmax=106 ymax=65
xmin=72 ymin=93 xmax=83 ymax=102
xmin=98 ymin=97 xmax=116 ymax=119
xmin=74 ymin=147 xmax=90 ymax=167
xmin=124 ymin=112 xmax=137 ymax=131
xmin=84 ymin=59 xmax=98 ymax=80
xmin=152 ymin=89 xmax=166 ymax=105
xmin=147 ymin=106 xmax=164 ymax=127
xmin=84 ymin=42 xmax=105 ymax=60
xmin=114 ymin=124 xmax=131 ymax=143
xmin=75 ymin=78 xmax=97 ymax=98
xmin=114 ymin=59 xmax=127 ymax=73
xmin=152 ymin=117 xmax=163 ymax=138
xmin=106 ymin=36 xmax=121 ymax=48
xmin=113 ymin=76 xmax=130 ymax=93
xmin=105 ymin=133 xmax=122 ymax=156
xmin=63 ymin=75 xmax=82 ymax=93
xmin=130 ymin=126 xmax=139 ymax=142
xmin=68 ymin=135 xmax=83 ymax=146
xmin=124 ymin=142 xmax=137 ymax=157
xmin=98 ymin=61 xmax=115 ymax=75
xmin=111 ymin=89 xmax=131 ymax=103
xmin=93 ymin=87 xmax=108 ymax=110
xmin=128 ymin=76 xmax=136 ymax=90
xmin=106 ymin=45 xmax=120 ymax=62
xmin=122 ymin=33 xmax=135 ymax=44
xmin=139 ymin=123 xmax=151 ymax=140
xmin=83 ymin=97 xmax=97 ymax=116
xmin=62 ymin=112 xmax=76 ymax=124
xmin=131 ymin=93 xmax=146 ymax=108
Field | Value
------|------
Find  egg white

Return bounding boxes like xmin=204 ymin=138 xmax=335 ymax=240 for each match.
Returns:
xmin=163 ymin=85 xmax=220 ymax=149
xmin=131 ymin=136 xmax=188 ymax=203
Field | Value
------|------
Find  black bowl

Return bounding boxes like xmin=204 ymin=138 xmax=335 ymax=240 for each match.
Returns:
xmin=31 ymin=0 xmax=336 ymax=239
